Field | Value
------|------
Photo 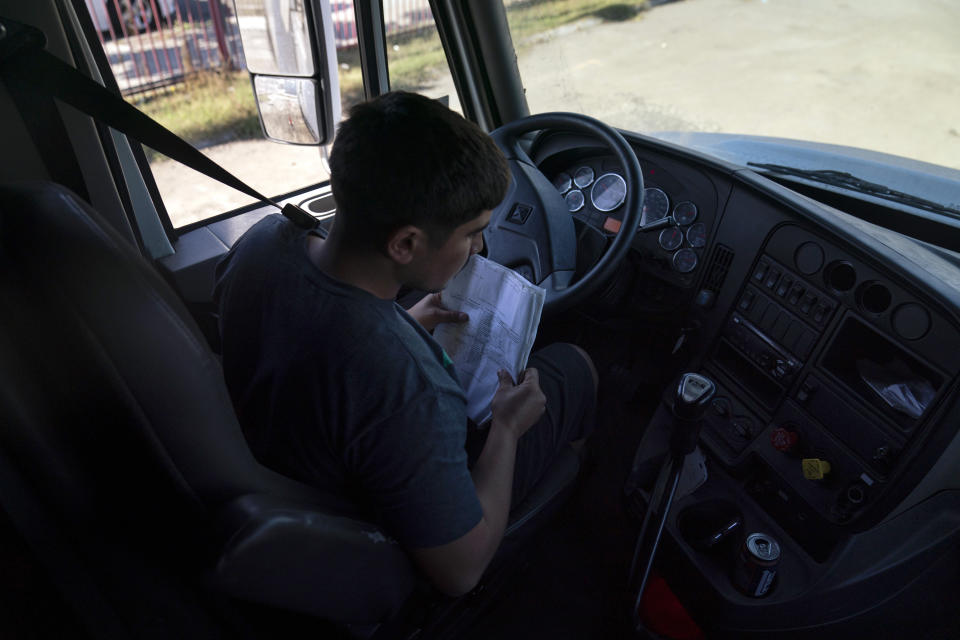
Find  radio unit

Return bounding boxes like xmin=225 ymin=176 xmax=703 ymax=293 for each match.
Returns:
xmin=724 ymin=314 xmax=801 ymax=384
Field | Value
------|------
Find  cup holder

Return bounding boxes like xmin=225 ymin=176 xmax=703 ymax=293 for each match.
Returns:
xmin=678 ymin=500 xmax=743 ymax=553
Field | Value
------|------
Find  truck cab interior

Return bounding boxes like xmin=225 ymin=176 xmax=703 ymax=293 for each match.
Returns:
xmin=1 ymin=1 xmax=959 ymax=638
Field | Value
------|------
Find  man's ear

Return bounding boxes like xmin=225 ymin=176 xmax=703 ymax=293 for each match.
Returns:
xmin=385 ymin=225 xmax=428 ymax=265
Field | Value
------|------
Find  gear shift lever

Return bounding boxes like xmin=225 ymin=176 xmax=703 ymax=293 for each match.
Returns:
xmin=629 ymin=373 xmax=716 ymax=632
xmin=670 ymin=373 xmax=717 ymax=454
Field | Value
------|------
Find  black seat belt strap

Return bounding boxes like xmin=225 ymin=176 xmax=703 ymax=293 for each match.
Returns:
xmin=4 ymin=72 xmax=90 ymax=201
xmin=0 ymin=17 xmax=319 ymax=230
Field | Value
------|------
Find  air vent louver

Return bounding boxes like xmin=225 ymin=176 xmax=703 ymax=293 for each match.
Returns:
xmin=703 ymin=244 xmax=734 ymax=294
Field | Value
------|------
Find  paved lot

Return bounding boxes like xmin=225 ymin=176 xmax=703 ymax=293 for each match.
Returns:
xmin=152 ymin=0 xmax=960 ymax=228
xmin=513 ymin=0 xmax=960 ymax=168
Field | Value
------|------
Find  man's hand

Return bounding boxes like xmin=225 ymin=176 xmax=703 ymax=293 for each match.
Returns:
xmin=408 ymin=292 xmax=468 ymax=332
xmin=490 ymin=368 xmax=546 ymax=438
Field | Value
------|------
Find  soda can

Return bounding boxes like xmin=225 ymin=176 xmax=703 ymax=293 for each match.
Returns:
xmin=732 ymin=532 xmax=780 ymax=597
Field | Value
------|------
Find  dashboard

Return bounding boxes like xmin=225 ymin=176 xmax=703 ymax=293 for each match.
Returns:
xmin=529 ymin=130 xmax=960 ymax=629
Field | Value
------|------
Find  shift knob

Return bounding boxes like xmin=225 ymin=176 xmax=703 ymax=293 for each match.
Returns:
xmin=673 ymin=373 xmax=717 ymax=420
xmin=670 ymin=373 xmax=717 ymax=455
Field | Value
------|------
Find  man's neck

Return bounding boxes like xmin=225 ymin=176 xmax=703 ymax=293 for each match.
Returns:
xmin=307 ymin=233 xmax=400 ymax=300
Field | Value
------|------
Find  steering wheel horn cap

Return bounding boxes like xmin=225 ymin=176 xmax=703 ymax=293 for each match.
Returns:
xmin=507 ymin=203 xmax=534 ymax=225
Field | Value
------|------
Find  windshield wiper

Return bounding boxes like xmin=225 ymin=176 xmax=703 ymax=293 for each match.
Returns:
xmin=748 ymin=163 xmax=960 ymax=219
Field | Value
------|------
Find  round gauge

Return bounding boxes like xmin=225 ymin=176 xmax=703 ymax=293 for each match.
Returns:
xmin=553 ymin=172 xmax=572 ymax=194
xmin=565 ymin=189 xmax=585 ymax=212
xmin=686 ymin=222 xmax=707 ymax=248
xmin=659 ymin=227 xmax=683 ymax=251
xmin=673 ymin=248 xmax=698 ymax=273
xmin=591 ymin=173 xmax=627 ymax=212
xmin=642 ymin=187 xmax=670 ymax=223
xmin=573 ymin=166 xmax=595 ymax=188
xmin=673 ymin=201 xmax=698 ymax=226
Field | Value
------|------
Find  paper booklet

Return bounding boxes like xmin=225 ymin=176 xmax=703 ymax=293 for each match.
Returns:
xmin=433 ymin=255 xmax=546 ymax=425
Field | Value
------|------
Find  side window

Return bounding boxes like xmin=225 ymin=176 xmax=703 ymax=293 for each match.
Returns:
xmin=82 ymin=0 xmax=366 ymax=229
xmin=383 ymin=2 xmax=462 ymax=115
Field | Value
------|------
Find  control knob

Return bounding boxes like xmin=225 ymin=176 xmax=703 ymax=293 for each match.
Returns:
xmin=770 ymin=426 xmax=799 ymax=453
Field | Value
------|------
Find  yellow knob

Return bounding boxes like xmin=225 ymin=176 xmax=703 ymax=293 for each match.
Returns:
xmin=802 ymin=458 xmax=831 ymax=480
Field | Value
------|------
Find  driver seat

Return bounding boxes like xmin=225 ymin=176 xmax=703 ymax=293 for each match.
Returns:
xmin=0 ymin=181 xmax=580 ymax=637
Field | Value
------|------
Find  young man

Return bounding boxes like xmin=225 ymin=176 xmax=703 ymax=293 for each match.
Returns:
xmin=215 ymin=91 xmax=596 ymax=596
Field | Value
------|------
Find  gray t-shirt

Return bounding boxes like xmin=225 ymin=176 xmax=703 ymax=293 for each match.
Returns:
xmin=214 ymin=214 xmax=482 ymax=547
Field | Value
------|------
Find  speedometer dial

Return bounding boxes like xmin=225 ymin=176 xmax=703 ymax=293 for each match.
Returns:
xmin=573 ymin=166 xmax=595 ymax=188
xmin=553 ymin=172 xmax=572 ymax=194
xmin=659 ymin=227 xmax=683 ymax=251
xmin=686 ymin=222 xmax=707 ymax=248
xmin=673 ymin=248 xmax=698 ymax=273
xmin=642 ymin=187 xmax=670 ymax=224
xmin=673 ymin=201 xmax=698 ymax=226
xmin=565 ymin=189 xmax=585 ymax=212
xmin=591 ymin=173 xmax=627 ymax=212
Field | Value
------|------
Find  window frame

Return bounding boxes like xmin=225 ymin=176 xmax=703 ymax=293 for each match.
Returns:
xmin=74 ymin=0 xmax=529 ymax=238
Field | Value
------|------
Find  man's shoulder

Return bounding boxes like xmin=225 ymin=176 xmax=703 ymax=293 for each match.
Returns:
xmin=225 ymin=214 xmax=295 ymax=263
xmin=215 ymin=214 xmax=298 ymax=297
xmin=239 ymin=213 xmax=295 ymax=246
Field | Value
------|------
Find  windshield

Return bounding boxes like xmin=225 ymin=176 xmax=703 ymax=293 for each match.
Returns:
xmin=505 ymin=0 xmax=960 ymax=172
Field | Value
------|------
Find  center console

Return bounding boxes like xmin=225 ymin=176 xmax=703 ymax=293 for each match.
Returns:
xmin=626 ymin=222 xmax=960 ymax=626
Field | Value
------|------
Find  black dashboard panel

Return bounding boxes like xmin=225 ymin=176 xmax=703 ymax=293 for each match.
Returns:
xmin=706 ymin=220 xmax=958 ymax=544
xmin=692 ymin=186 xmax=960 ymax=625
xmin=531 ymin=129 xmax=960 ymax=627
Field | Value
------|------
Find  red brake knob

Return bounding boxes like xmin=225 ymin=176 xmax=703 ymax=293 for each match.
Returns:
xmin=770 ymin=427 xmax=798 ymax=452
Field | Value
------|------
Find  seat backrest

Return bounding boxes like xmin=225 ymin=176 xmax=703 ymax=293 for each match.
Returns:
xmin=0 ymin=182 xmax=414 ymax=631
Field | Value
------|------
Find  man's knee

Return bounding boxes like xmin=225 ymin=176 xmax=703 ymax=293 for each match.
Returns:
xmin=566 ymin=344 xmax=598 ymax=394
xmin=542 ymin=342 xmax=597 ymax=443
xmin=528 ymin=342 xmax=597 ymax=440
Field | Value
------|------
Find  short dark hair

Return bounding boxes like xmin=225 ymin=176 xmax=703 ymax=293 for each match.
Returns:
xmin=328 ymin=91 xmax=510 ymax=251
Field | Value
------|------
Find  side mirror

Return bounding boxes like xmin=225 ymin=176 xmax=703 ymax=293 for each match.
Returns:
xmin=232 ymin=0 xmax=341 ymax=145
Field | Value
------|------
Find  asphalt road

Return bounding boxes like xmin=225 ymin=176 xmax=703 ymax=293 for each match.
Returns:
xmin=513 ymin=0 xmax=960 ymax=168
xmin=152 ymin=0 xmax=960 ymax=228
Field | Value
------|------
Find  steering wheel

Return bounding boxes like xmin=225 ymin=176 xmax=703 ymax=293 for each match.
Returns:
xmin=484 ymin=113 xmax=645 ymax=316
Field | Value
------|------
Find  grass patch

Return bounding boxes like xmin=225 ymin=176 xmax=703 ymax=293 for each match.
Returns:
xmin=334 ymin=45 xmax=366 ymax=110
xmin=387 ymin=27 xmax=450 ymax=91
xmin=382 ymin=0 xmax=649 ymax=91
xmin=507 ymin=0 xmax=648 ymax=43
xmin=130 ymin=70 xmax=260 ymax=157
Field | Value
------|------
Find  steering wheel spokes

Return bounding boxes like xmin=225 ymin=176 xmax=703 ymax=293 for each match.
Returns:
xmin=485 ymin=113 xmax=644 ymax=316
xmin=485 ymin=158 xmax=577 ymax=289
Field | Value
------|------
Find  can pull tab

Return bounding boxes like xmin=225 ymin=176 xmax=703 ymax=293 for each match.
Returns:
xmin=700 ymin=516 xmax=742 ymax=549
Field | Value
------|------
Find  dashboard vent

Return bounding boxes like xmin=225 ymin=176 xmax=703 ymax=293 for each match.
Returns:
xmin=703 ymin=244 xmax=735 ymax=293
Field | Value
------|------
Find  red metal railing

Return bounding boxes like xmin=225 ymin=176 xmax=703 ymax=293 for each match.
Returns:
xmin=86 ymin=0 xmax=243 ymax=95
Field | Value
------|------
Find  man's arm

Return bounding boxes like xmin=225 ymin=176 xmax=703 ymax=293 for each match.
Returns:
xmin=410 ymin=369 xmax=545 ymax=596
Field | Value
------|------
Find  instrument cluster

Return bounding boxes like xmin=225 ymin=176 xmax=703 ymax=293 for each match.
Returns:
xmin=551 ymin=158 xmax=709 ymax=278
